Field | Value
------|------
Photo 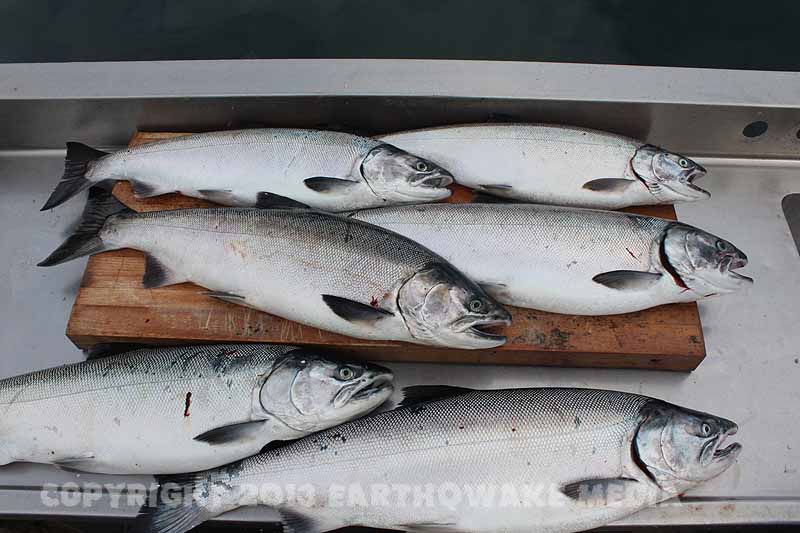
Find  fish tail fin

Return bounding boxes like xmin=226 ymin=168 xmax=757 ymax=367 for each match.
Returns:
xmin=133 ymin=473 xmax=216 ymax=533
xmin=41 ymin=142 xmax=110 ymax=210
xmin=38 ymin=187 xmax=132 ymax=266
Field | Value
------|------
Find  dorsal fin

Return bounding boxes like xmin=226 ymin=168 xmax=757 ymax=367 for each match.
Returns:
xmin=399 ymin=386 xmax=473 ymax=409
xmin=83 ymin=343 xmax=150 ymax=359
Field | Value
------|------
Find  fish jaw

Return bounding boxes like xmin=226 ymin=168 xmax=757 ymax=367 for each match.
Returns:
xmin=700 ymin=424 xmax=742 ymax=479
xmin=333 ymin=373 xmax=395 ymax=409
xmin=440 ymin=314 xmax=512 ymax=349
xmin=388 ymin=172 xmax=455 ymax=203
xmin=664 ymin=167 xmax=711 ymax=202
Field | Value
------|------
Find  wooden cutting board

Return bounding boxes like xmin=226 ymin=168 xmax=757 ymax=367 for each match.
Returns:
xmin=65 ymin=132 xmax=706 ymax=370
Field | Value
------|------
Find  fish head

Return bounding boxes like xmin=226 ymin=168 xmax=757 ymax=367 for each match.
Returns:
xmin=259 ymin=350 xmax=394 ymax=432
xmin=397 ymin=263 xmax=511 ymax=349
xmin=632 ymin=145 xmax=710 ymax=202
xmin=635 ymin=401 xmax=741 ymax=489
xmin=660 ymin=223 xmax=753 ymax=296
xmin=361 ymin=144 xmax=453 ymax=203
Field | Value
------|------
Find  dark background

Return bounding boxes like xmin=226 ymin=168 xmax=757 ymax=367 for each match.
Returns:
xmin=1 ymin=0 xmax=798 ymax=70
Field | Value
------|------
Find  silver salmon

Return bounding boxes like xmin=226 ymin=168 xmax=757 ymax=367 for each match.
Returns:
xmin=0 ymin=344 xmax=393 ymax=474
xmin=378 ymin=123 xmax=708 ymax=209
xmin=350 ymin=203 xmax=752 ymax=315
xmin=39 ymin=189 xmax=511 ymax=349
xmin=136 ymin=387 xmax=741 ymax=533
xmin=41 ymin=129 xmax=453 ymax=211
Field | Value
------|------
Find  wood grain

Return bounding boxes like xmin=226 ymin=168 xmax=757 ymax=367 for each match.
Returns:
xmin=65 ymin=131 xmax=705 ymax=371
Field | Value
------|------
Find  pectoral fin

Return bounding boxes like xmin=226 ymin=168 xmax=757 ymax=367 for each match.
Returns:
xmin=582 ymin=178 xmax=635 ymax=193
xmin=592 ymin=270 xmax=662 ymax=291
xmin=142 ymin=254 xmax=187 ymax=289
xmin=477 ymin=183 xmax=513 ymax=192
xmin=322 ymin=294 xmax=394 ymax=324
xmin=561 ymin=477 xmax=639 ymax=501
xmin=400 ymin=523 xmax=460 ymax=533
xmin=304 ymin=177 xmax=359 ymax=194
xmin=53 ymin=453 xmax=97 ymax=472
xmin=399 ymin=386 xmax=473 ymax=409
xmin=194 ymin=420 xmax=267 ymax=445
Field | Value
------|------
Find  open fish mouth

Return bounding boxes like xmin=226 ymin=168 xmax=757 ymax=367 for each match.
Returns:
xmin=720 ymin=255 xmax=753 ymax=284
xmin=416 ymin=172 xmax=454 ymax=189
xmin=712 ymin=426 xmax=742 ymax=461
xmin=352 ymin=375 xmax=394 ymax=400
xmin=462 ymin=317 xmax=512 ymax=342
xmin=333 ymin=374 xmax=394 ymax=407
xmin=679 ymin=169 xmax=710 ymax=199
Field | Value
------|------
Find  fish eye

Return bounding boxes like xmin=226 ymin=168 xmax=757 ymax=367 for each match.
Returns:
xmin=715 ymin=240 xmax=731 ymax=252
xmin=415 ymin=161 xmax=428 ymax=172
xmin=701 ymin=422 xmax=713 ymax=436
xmin=337 ymin=366 xmax=356 ymax=380
xmin=678 ymin=158 xmax=690 ymax=168
xmin=468 ymin=299 xmax=484 ymax=313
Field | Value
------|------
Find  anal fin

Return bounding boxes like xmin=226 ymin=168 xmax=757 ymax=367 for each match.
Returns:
xmin=197 ymin=189 xmax=236 ymax=205
xmin=256 ymin=192 xmax=311 ymax=209
xmin=204 ymin=290 xmax=255 ymax=307
xmin=194 ymin=420 xmax=267 ymax=445
xmin=277 ymin=508 xmax=331 ymax=533
xmin=142 ymin=254 xmax=187 ymax=289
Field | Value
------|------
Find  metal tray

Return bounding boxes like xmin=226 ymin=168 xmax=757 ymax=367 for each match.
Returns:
xmin=0 ymin=59 xmax=798 ymax=527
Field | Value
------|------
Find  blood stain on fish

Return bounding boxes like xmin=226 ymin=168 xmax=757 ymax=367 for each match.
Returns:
xmin=625 ymin=248 xmax=640 ymax=261
xmin=184 ymin=392 xmax=192 ymax=417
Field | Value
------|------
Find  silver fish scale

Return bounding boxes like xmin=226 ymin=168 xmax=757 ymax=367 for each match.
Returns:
xmin=120 ymin=129 xmax=379 ymax=159
xmin=109 ymin=129 xmax=380 ymax=187
xmin=0 ymin=344 xmax=289 ymax=406
xmin=114 ymin=208 xmax=447 ymax=301
xmin=223 ymin=388 xmax=652 ymax=481
xmin=387 ymin=123 xmax=635 ymax=147
xmin=353 ymin=203 xmax=671 ymax=276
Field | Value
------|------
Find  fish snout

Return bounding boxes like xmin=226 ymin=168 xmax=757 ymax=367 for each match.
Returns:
xmin=414 ymin=169 xmax=454 ymax=189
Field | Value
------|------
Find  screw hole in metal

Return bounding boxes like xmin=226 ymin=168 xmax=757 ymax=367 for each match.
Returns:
xmin=742 ymin=121 xmax=768 ymax=138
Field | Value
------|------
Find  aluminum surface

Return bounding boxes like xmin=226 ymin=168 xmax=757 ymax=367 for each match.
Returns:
xmin=2 ymin=152 xmax=797 ymax=526
xmin=0 ymin=59 xmax=798 ymax=527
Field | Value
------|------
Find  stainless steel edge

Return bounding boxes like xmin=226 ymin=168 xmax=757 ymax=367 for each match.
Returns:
xmin=2 ymin=60 xmax=800 ymax=107
xmin=0 ymin=60 xmax=798 ymax=157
